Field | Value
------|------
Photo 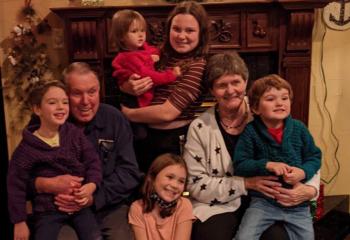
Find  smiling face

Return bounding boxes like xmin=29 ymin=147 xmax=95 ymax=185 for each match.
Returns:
xmin=67 ymin=72 xmax=100 ymax=124
xmin=254 ymin=87 xmax=291 ymax=128
xmin=154 ymin=164 xmax=186 ymax=203
xmin=169 ymin=13 xmax=200 ymax=54
xmin=34 ymin=86 xmax=69 ymax=129
xmin=123 ymin=19 xmax=146 ymax=50
xmin=211 ymin=74 xmax=247 ymax=113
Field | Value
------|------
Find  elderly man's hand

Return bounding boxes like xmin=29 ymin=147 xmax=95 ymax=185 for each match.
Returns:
xmin=54 ymin=193 xmax=82 ymax=213
xmin=35 ymin=175 xmax=83 ymax=195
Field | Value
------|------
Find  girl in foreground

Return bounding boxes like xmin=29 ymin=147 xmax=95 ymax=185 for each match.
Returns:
xmin=128 ymin=153 xmax=195 ymax=240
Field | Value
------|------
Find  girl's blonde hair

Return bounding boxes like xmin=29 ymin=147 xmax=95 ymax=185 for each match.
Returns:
xmin=142 ymin=153 xmax=187 ymax=215
xmin=109 ymin=9 xmax=146 ymax=52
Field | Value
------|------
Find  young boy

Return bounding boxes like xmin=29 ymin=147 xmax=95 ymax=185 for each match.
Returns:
xmin=234 ymin=74 xmax=321 ymax=240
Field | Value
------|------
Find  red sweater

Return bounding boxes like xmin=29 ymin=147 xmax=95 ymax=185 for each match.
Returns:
xmin=112 ymin=42 xmax=177 ymax=107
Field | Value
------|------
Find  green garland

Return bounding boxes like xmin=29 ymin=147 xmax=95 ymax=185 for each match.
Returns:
xmin=3 ymin=1 xmax=53 ymax=131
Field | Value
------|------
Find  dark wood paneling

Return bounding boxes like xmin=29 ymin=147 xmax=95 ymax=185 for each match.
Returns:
xmin=51 ymin=1 xmax=331 ymax=124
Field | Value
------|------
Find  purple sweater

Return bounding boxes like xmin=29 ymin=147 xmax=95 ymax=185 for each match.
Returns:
xmin=7 ymin=122 xmax=102 ymax=223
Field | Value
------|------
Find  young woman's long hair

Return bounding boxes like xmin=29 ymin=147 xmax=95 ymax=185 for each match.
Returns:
xmin=158 ymin=1 xmax=209 ymax=69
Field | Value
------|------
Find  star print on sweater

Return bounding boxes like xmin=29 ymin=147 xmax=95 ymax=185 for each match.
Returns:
xmin=197 ymin=123 xmax=202 ymax=129
xmin=212 ymin=168 xmax=218 ymax=175
xmin=200 ymin=184 xmax=207 ymax=191
xmin=229 ymin=189 xmax=235 ymax=196
xmin=210 ymin=198 xmax=221 ymax=206
xmin=193 ymin=176 xmax=203 ymax=183
xmin=215 ymin=147 xmax=221 ymax=154
xmin=194 ymin=155 xmax=202 ymax=162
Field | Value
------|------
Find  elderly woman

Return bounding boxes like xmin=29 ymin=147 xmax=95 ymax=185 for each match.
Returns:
xmin=183 ymin=52 xmax=320 ymax=240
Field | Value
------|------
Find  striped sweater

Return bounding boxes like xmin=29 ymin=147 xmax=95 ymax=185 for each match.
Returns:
xmin=152 ymin=55 xmax=206 ymax=121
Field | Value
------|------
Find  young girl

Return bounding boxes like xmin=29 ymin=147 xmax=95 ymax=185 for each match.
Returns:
xmin=128 ymin=153 xmax=195 ymax=240
xmin=7 ymin=80 xmax=102 ymax=240
xmin=110 ymin=9 xmax=181 ymax=108
xmin=121 ymin=1 xmax=209 ymax=172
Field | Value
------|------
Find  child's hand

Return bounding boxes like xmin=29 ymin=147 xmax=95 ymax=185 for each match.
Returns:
xmin=172 ymin=66 xmax=182 ymax=77
xmin=283 ymin=166 xmax=305 ymax=185
xmin=266 ymin=162 xmax=292 ymax=176
xmin=74 ymin=183 xmax=96 ymax=199
xmin=14 ymin=221 xmax=30 ymax=240
xmin=151 ymin=54 xmax=160 ymax=62
xmin=73 ymin=183 xmax=96 ymax=207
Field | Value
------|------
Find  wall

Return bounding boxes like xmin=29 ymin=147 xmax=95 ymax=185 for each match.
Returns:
xmin=309 ymin=9 xmax=350 ymax=200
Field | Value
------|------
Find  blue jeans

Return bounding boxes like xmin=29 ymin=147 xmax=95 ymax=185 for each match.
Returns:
xmin=34 ymin=208 xmax=102 ymax=240
xmin=235 ymin=197 xmax=314 ymax=240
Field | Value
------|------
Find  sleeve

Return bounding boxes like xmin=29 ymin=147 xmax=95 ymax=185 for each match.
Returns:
xmin=128 ymin=201 xmax=146 ymax=228
xmin=233 ymin=126 xmax=270 ymax=177
xmin=176 ymin=198 xmax=196 ymax=224
xmin=78 ymin=129 xmax=102 ymax=186
xmin=112 ymin=54 xmax=134 ymax=86
xmin=93 ymin=110 xmax=142 ymax=210
xmin=112 ymin=52 xmax=177 ymax=86
xmin=144 ymin=42 xmax=160 ymax=55
xmin=305 ymin=170 xmax=320 ymax=200
xmin=168 ymin=59 xmax=205 ymax=111
xmin=7 ymin=148 xmax=31 ymax=223
xmin=183 ymin=121 xmax=247 ymax=204
xmin=299 ymin=124 xmax=322 ymax=181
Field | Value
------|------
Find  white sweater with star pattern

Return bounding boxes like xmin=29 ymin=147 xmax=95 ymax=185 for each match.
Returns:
xmin=183 ymin=107 xmax=247 ymax=222
xmin=184 ymin=106 xmax=321 ymax=222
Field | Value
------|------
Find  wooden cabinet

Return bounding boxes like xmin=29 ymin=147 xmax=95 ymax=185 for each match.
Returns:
xmin=51 ymin=1 xmax=330 ymax=124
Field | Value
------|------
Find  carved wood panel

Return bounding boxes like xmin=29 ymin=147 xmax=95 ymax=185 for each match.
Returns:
xmin=286 ymin=11 xmax=314 ymax=51
xmin=51 ymin=1 xmax=331 ymax=124
xmin=70 ymin=20 xmax=98 ymax=59
xmin=247 ymin=11 xmax=275 ymax=48
xmin=209 ymin=13 xmax=241 ymax=49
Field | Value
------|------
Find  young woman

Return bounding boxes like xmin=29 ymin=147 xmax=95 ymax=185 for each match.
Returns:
xmin=121 ymin=1 xmax=209 ymax=172
xmin=7 ymin=81 xmax=102 ymax=240
xmin=128 ymin=153 xmax=195 ymax=240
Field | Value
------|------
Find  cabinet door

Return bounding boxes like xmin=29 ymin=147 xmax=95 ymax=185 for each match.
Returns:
xmin=246 ymin=11 xmax=276 ymax=49
xmin=69 ymin=19 xmax=99 ymax=60
xmin=209 ymin=12 xmax=242 ymax=50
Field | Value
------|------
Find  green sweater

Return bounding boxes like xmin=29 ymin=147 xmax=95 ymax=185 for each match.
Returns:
xmin=234 ymin=116 xmax=321 ymax=182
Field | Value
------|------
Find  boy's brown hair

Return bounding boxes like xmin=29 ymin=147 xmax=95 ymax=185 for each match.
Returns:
xmin=248 ymin=74 xmax=293 ymax=112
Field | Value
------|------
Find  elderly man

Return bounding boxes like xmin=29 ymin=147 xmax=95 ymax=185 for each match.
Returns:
xmin=33 ymin=62 xmax=141 ymax=239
